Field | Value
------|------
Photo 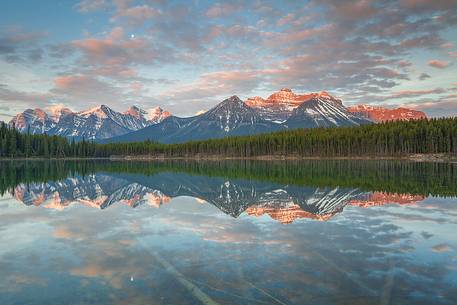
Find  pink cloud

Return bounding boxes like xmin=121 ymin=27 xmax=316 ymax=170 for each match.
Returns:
xmin=205 ymin=3 xmax=241 ymax=18
xmin=325 ymin=0 xmax=378 ymax=21
xmin=52 ymin=74 xmax=125 ymax=106
xmin=71 ymin=27 xmax=161 ymax=68
xmin=112 ymin=4 xmax=161 ymax=25
xmin=76 ymin=0 xmax=107 ymax=13
xmin=428 ymin=59 xmax=451 ymax=69
xmin=277 ymin=13 xmax=295 ymax=27
xmin=400 ymin=0 xmax=457 ymax=11
xmin=54 ymin=75 xmax=88 ymax=89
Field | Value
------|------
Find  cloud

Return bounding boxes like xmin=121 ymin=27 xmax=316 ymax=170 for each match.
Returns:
xmin=360 ymin=88 xmax=448 ymax=104
xmin=205 ymin=2 xmax=242 ymax=18
xmin=400 ymin=0 xmax=457 ymax=12
xmin=321 ymin=0 xmax=378 ymax=22
xmin=75 ymin=0 xmax=108 ymax=13
xmin=69 ymin=26 xmax=174 ymax=80
xmin=432 ymin=243 xmax=452 ymax=253
xmin=419 ymin=72 xmax=431 ymax=80
xmin=405 ymin=94 xmax=457 ymax=117
xmin=161 ymin=70 xmax=262 ymax=101
xmin=51 ymin=74 xmax=125 ymax=106
xmin=112 ymin=4 xmax=161 ymax=25
xmin=276 ymin=13 xmax=295 ymax=27
xmin=0 ymin=83 xmax=52 ymax=105
xmin=158 ymin=70 xmax=263 ymax=115
xmin=0 ymin=27 xmax=47 ymax=63
xmin=428 ymin=59 xmax=451 ymax=69
xmin=398 ymin=60 xmax=412 ymax=68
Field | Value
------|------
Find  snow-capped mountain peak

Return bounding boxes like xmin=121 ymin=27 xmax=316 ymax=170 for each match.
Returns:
xmin=9 ymin=108 xmax=55 ymax=134
xmin=124 ymin=106 xmax=147 ymax=120
xmin=285 ymin=97 xmax=372 ymax=129
xmin=78 ymin=105 xmax=111 ymax=119
xmin=146 ymin=106 xmax=171 ymax=124
xmin=46 ymin=105 xmax=74 ymax=122
xmin=246 ymin=88 xmax=342 ymax=121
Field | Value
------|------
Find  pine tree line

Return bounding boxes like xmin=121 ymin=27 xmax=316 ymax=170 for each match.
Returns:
xmin=96 ymin=118 xmax=457 ymax=158
xmin=0 ymin=123 xmax=97 ymax=158
xmin=1 ymin=118 xmax=456 ymax=158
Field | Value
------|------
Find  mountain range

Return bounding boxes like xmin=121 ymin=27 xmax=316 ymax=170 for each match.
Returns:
xmin=8 ymin=88 xmax=426 ymax=143
xmin=9 ymin=105 xmax=170 ymax=140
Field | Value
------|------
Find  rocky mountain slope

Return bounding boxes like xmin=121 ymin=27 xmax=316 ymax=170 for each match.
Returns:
xmin=285 ymin=96 xmax=372 ymax=129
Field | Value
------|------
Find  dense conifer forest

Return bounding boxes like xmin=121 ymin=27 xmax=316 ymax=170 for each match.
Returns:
xmin=1 ymin=118 xmax=456 ymax=159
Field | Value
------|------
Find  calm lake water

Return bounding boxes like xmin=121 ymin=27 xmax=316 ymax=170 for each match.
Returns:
xmin=0 ymin=160 xmax=456 ymax=305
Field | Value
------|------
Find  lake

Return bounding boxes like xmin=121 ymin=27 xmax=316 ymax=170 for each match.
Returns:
xmin=0 ymin=160 xmax=456 ymax=305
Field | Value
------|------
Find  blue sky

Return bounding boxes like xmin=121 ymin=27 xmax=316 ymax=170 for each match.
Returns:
xmin=0 ymin=0 xmax=456 ymax=120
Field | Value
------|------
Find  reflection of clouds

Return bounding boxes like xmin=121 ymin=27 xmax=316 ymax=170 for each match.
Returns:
xmin=0 ymin=193 xmax=457 ymax=304
xmin=432 ymin=243 xmax=452 ymax=253
xmin=421 ymin=231 xmax=434 ymax=239
xmin=0 ymin=274 xmax=47 ymax=292
xmin=53 ymin=226 xmax=82 ymax=240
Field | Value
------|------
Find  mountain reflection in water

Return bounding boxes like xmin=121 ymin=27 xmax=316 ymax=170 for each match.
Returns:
xmin=4 ymin=160 xmax=453 ymax=223
xmin=12 ymin=172 xmax=427 ymax=223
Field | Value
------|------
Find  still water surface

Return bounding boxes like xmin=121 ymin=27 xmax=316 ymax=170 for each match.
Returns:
xmin=0 ymin=160 xmax=456 ymax=305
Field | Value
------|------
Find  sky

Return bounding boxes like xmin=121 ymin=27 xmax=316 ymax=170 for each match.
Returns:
xmin=0 ymin=0 xmax=456 ymax=121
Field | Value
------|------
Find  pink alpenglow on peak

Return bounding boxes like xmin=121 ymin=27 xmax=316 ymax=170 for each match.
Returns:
xmin=347 ymin=104 xmax=427 ymax=122
xmin=124 ymin=106 xmax=147 ymax=120
xmin=9 ymin=108 xmax=56 ymax=134
xmin=245 ymin=88 xmax=342 ymax=121
xmin=147 ymin=107 xmax=171 ymax=124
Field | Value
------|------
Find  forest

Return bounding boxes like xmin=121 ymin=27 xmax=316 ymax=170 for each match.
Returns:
xmin=1 ymin=118 xmax=456 ymax=159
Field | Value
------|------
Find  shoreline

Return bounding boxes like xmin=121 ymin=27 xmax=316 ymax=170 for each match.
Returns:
xmin=1 ymin=154 xmax=456 ymax=163
xmin=110 ymin=153 xmax=457 ymax=163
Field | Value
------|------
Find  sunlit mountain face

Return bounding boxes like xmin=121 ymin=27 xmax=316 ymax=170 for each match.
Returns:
xmin=5 ymin=160 xmax=452 ymax=223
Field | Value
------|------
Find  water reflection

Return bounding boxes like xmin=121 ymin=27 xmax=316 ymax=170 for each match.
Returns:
xmin=0 ymin=160 xmax=456 ymax=304
xmin=12 ymin=171 xmax=428 ymax=223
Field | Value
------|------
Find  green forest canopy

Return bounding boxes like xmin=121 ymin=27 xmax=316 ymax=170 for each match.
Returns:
xmin=1 ymin=118 xmax=456 ymax=158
